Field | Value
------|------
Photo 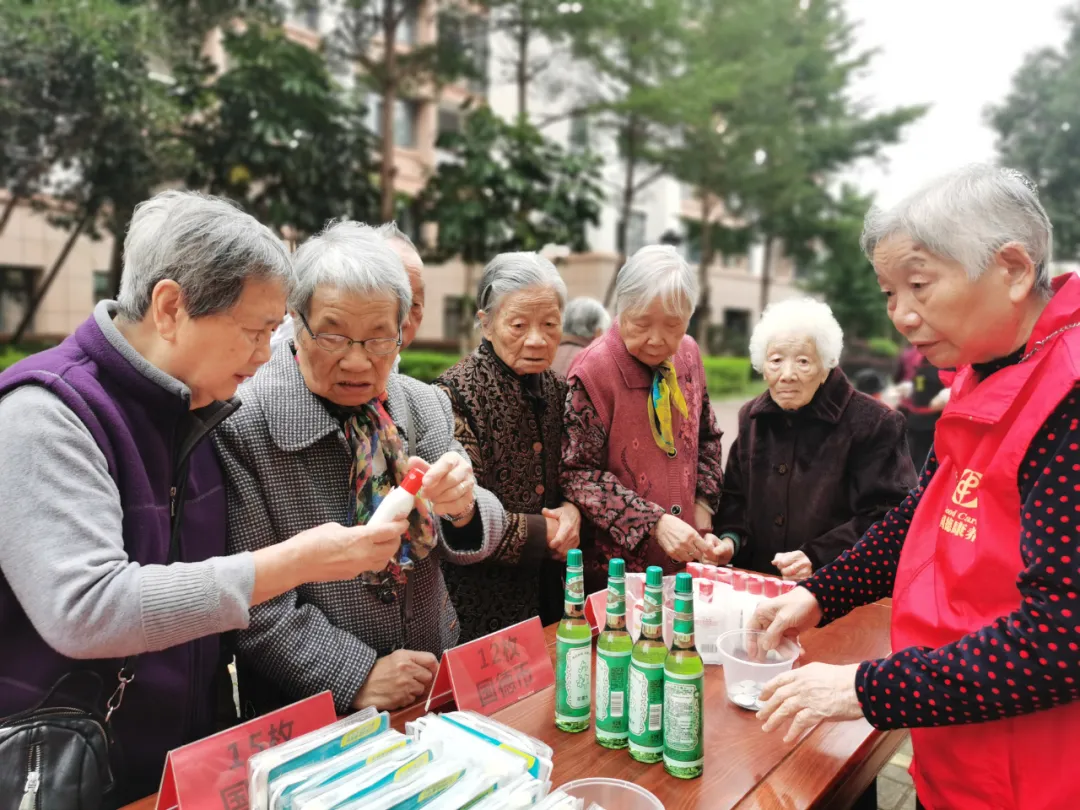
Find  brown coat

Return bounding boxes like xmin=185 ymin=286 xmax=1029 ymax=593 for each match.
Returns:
xmin=551 ymin=335 xmax=593 ymax=378
xmin=435 ymin=341 xmax=568 ymax=641
xmin=714 ymin=368 xmax=916 ymax=575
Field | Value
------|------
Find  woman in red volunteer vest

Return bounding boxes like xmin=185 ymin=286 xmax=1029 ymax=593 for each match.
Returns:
xmin=751 ymin=164 xmax=1080 ymax=810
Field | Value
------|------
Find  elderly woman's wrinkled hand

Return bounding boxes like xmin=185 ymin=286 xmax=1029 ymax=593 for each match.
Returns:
xmin=756 ymin=662 xmax=863 ymax=743
xmin=413 ymin=454 xmax=477 ymax=527
xmin=654 ymin=514 xmax=712 ymax=564
xmin=291 ymin=520 xmax=407 ymax=581
xmin=773 ymin=550 xmax=813 ymax=581
xmin=700 ymin=533 xmax=736 ymax=566
xmin=747 ymin=586 xmax=822 ymax=657
xmin=542 ymin=502 xmax=581 ymax=560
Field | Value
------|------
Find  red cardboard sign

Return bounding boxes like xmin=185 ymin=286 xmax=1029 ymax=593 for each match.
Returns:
xmin=583 ymin=589 xmax=608 ymax=634
xmin=425 ymin=616 xmax=553 ymax=716
xmin=155 ymin=691 xmax=336 ymax=810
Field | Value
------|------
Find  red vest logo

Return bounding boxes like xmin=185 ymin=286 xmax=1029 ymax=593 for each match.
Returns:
xmin=951 ymin=469 xmax=983 ymax=509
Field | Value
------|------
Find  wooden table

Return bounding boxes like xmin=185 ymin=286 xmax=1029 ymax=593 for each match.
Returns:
xmin=124 ymin=601 xmax=901 ymax=810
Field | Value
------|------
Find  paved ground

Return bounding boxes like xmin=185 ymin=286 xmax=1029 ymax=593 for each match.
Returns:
xmin=712 ymin=395 xmax=918 ymax=809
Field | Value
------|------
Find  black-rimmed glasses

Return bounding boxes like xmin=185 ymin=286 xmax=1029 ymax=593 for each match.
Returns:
xmin=296 ymin=312 xmax=401 ymax=356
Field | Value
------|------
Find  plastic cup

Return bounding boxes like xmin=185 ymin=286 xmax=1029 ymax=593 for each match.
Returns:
xmin=687 ymin=562 xmax=707 ymax=579
xmin=717 ymin=629 xmax=800 ymax=711
xmin=560 ymin=778 xmax=664 ymax=810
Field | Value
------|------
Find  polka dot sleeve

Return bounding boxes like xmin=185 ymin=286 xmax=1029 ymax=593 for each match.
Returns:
xmin=856 ymin=390 xmax=1080 ymax=730
xmin=802 ymin=454 xmax=938 ymax=623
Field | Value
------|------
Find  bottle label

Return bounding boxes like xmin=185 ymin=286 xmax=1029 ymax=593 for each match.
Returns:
xmin=628 ymin=662 xmax=664 ymax=753
xmin=607 ymin=575 xmax=626 ymax=619
xmin=555 ymin=637 xmax=591 ymax=721
xmin=565 ymin=565 xmax=585 ymax=607
xmin=595 ymin=648 xmax=630 ymax=741
xmin=641 ymin=585 xmax=663 ymax=636
xmin=663 ymin=671 xmax=704 ymax=767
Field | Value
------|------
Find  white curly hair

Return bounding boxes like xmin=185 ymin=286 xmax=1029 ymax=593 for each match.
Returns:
xmin=749 ymin=298 xmax=844 ymax=372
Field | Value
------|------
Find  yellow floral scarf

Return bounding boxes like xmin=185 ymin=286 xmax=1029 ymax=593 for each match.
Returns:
xmin=647 ymin=360 xmax=688 ymax=456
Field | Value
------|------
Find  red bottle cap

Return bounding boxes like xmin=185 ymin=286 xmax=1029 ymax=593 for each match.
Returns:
xmin=698 ymin=579 xmax=714 ymax=601
xmin=763 ymin=578 xmax=782 ymax=598
xmin=732 ymin=571 xmax=748 ymax=592
xmin=715 ymin=567 xmax=733 ymax=585
xmin=747 ymin=575 xmax=764 ymax=596
xmin=781 ymin=580 xmax=798 ymax=594
xmin=400 ymin=467 xmax=425 ymax=496
xmin=687 ymin=562 xmax=706 ymax=579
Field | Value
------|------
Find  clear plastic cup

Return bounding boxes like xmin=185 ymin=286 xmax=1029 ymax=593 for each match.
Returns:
xmin=717 ymin=629 xmax=800 ymax=711
xmin=560 ymin=778 xmax=664 ymax=810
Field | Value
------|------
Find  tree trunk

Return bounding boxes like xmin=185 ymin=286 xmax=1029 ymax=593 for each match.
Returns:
xmin=515 ymin=17 xmax=529 ymax=121
xmin=0 ymin=194 xmax=19 ymax=238
xmin=759 ymin=234 xmax=774 ymax=316
xmin=106 ymin=220 xmax=126 ymax=299
xmin=602 ymin=116 xmax=639 ymax=308
xmin=379 ymin=0 xmax=399 ymax=223
xmin=9 ymin=214 xmax=92 ymax=345
xmin=459 ymin=260 xmax=475 ymax=356
xmin=694 ymin=191 xmax=715 ymax=346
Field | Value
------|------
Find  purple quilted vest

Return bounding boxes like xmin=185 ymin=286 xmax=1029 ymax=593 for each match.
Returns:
xmin=0 ymin=312 xmax=230 ymax=802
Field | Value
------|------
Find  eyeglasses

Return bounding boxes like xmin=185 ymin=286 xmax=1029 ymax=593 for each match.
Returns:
xmin=296 ymin=312 xmax=401 ymax=356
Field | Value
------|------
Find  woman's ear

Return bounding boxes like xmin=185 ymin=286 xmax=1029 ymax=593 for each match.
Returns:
xmin=996 ymin=241 xmax=1038 ymax=304
xmin=149 ymin=279 xmax=184 ymax=342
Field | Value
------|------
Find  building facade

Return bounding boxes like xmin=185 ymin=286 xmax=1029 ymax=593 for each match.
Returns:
xmin=0 ymin=1 xmax=802 ymax=350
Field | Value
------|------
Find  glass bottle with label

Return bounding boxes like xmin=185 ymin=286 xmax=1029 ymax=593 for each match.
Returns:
xmin=663 ymin=571 xmax=704 ymax=779
xmin=555 ymin=548 xmax=592 ymax=733
xmin=595 ymin=558 xmax=631 ymax=749
xmin=628 ymin=565 xmax=667 ymax=763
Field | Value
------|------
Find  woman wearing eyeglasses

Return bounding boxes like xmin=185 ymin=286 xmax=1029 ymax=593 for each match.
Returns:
xmin=213 ymin=221 xmax=506 ymax=716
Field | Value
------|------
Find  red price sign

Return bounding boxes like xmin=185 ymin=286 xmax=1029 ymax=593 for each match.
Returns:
xmin=583 ymin=589 xmax=607 ymax=635
xmin=425 ymin=616 xmax=553 ymax=717
xmin=155 ymin=691 xmax=336 ymax=810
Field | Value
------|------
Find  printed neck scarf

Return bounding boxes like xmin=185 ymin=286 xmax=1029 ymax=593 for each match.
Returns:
xmin=647 ymin=360 xmax=688 ymax=456
xmin=344 ymin=397 xmax=437 ymax=587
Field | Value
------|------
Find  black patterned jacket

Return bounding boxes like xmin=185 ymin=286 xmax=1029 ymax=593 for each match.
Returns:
xmin=436 ymin=341 xmax=569 ymax=641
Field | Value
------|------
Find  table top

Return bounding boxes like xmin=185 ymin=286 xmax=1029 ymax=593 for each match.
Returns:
xmin=125 ymin=601 xmax=900 ymax=810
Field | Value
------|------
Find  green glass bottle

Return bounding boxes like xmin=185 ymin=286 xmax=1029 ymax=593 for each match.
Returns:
xmin=555 ymin=548 xmax=591 ymax=733
xmin=628 ymin=565 xmax=667 ymax=763
xmin=664 ymin=572 xmax=704 ymax=779
xmin=595 ymin=558 xmax=632 ymax=749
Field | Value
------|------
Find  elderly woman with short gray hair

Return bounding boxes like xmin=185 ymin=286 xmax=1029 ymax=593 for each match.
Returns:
xmin=560 ymin=245 xmax=726 ymax=591
xmin=435 ymin=252 xmax=581 ymax=640
xmin=750 ymin=165 xmax=1080 ymax=810
xmin=552 ymin=296 xmax=611 ymax=377
xmin=713 ymin=298 xmax=916 ymax=581
xmin=215 ymin=220 xmax=506 ymax=715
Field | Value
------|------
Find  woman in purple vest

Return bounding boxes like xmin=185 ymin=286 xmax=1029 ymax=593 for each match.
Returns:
xmin=560 ymin=245 xmax=729 ymax=592
xmin=0 ymin=191 xmax=407 ymax=804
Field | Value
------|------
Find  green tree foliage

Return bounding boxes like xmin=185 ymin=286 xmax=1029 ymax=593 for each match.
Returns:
xmin=803 ymin=185 xmax=893 ymax=340
xmin=988 ymin=2 xmax=1080 ymax=261
xmin=419 ymin=104 xmax=603 ymax=349
xmin=177 ymin=24 xmax=379 ymax=237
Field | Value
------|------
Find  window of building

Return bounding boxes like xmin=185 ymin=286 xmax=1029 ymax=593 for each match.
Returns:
xmin=439 ymin=13 xmax=489 ymax=96
xmin=569 ymin=113 xmax=589 ymax=151
xmin=399 ymin=6 xmax=419 ymax=46
xmin=93 ymin=270 xmax=111 ymax=304
xmin=437 ymin=105 xmax=463 ymax=138
xmin=723 ymin=308 xmax=752 ymax=353
xmin=0 ymin=265 xmax=39 ymax=335
xmin=623 ymin=210 xmax=647 ymax=255
xmin=443 ymin=296 xmax=476 ymax=340
xmin=367 ymin=96 xmax=419 ymax=148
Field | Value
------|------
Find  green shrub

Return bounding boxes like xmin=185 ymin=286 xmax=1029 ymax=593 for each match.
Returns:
xmin=867 ymin=337 xmax=900 ymax=358
xmin=398 ymin=350 xmax=460 ymax=383
xmin=703 ymin=356 xmax=751 ymax=396
xmin=0 ymin=348 xmax=32 ymax=372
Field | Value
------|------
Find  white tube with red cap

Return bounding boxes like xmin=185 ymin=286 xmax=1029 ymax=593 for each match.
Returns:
xmin=368 ymin=466 xmax=425 ymax=568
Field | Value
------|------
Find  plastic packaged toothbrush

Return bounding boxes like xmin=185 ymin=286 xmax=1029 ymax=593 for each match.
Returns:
xmin=466 ymin=774 xmax=546 ymax=810
xmin=404 ymin=716 xmax=530 ymax=781
xmin=293 ymin=743 xmax=441 ymax=810
xmin=431 ymin=712 xmax=553 ymax=781
xmin=338 ymin=758 xmax=469 ymax=810
xmin=248 ymin=708 xmax=385 ymax=810
xmin=420 ymin=769 xmax=501 ymax=810
xmin=269 ymin=730 xmax=409 ymax=810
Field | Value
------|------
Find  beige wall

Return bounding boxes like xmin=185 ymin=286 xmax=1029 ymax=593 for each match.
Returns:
xmin=0 ymin=197 xmax=113 ymax=340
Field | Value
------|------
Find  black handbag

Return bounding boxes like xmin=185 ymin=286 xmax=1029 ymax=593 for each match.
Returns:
xmin=0 ymin=666 xmax=134 ymax=810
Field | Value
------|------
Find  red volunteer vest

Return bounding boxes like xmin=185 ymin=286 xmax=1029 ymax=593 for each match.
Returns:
xmin=892 ymin=274 xmax=1080 ymax=809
